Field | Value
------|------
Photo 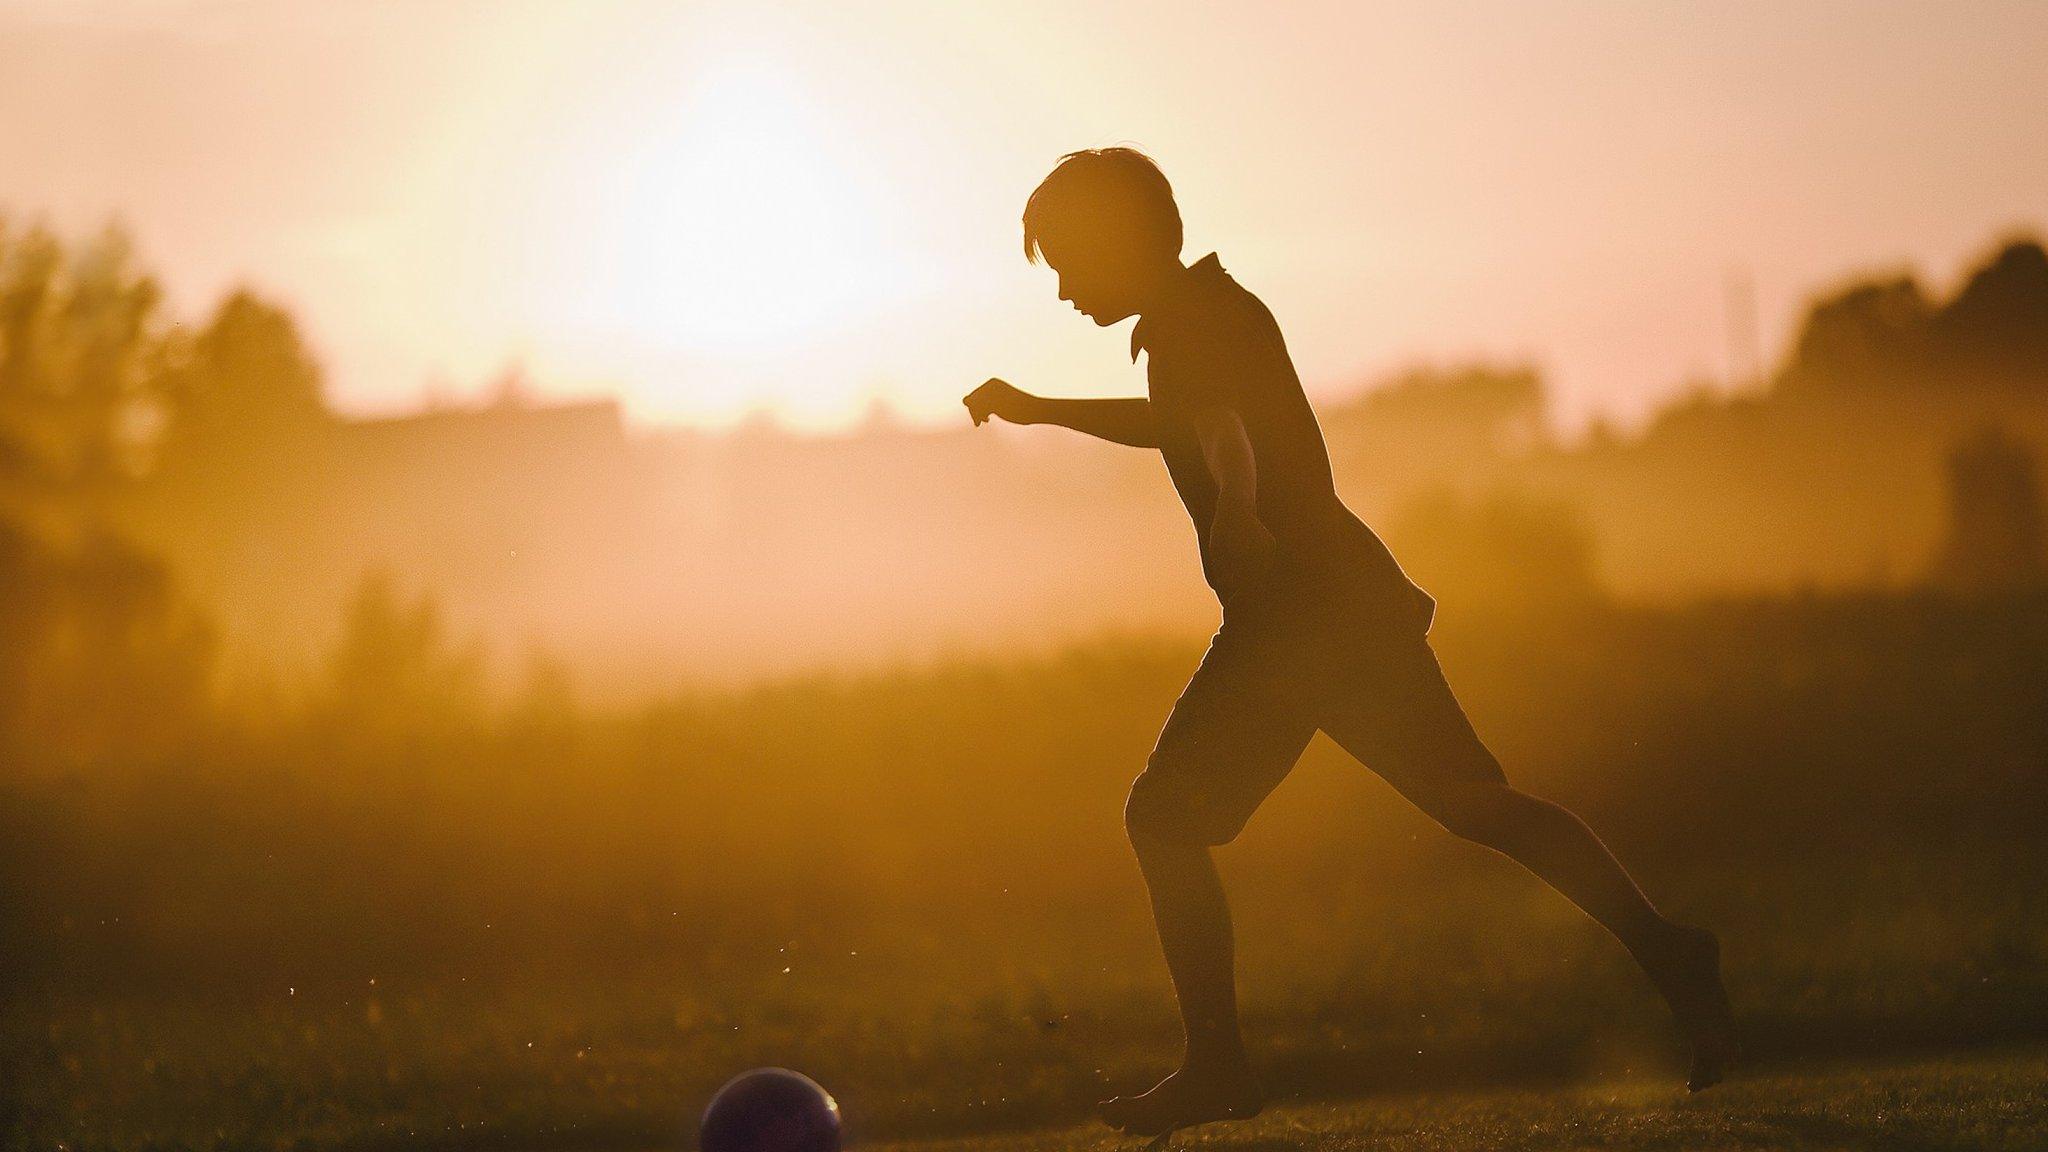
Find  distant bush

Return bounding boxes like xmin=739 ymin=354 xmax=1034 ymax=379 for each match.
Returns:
xmin=0 ymin=515 xmax=214 ymax=773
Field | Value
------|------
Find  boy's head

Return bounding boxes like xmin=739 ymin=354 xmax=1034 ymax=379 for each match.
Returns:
xmin=1023 ymin=147 xmax=1183 ymax=325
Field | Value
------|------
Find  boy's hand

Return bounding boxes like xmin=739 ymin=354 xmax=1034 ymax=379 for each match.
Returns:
xmin=1209 ymin=502 xmax=1277 ymax=598
xmin=964 ymin=378 xmax=1037 ymax=426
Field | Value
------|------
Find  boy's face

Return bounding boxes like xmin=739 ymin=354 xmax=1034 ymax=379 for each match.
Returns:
xmin=1039 ymin=235 xmax=1158 ymax=326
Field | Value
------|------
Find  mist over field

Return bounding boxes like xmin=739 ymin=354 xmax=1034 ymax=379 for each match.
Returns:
xmin=5 ymin=219 xmax=2048 ymax=1150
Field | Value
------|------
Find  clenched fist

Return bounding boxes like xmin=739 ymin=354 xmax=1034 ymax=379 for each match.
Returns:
xmin=963 ymin=378 xmax=1038 ymax=427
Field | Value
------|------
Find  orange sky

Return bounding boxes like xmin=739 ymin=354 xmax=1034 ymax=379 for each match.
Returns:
xmin=4 ymin=0 xmax=2045 ymax=433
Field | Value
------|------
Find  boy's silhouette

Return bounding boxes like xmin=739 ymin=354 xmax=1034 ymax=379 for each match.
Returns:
xmin=964 ymin=148 xmax=1738 ymax=1137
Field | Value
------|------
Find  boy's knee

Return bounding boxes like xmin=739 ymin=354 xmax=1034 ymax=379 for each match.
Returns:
xmin=1422 ymin=782 xmax=1528 ymax=846
xmin=1124 ymin=770 xmax=1218 ymax=847
xmin=1123 ymin=773 xmax=1180 ymax=844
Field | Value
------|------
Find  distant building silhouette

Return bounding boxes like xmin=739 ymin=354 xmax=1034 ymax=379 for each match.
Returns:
xmin=341 ymin=395 xmax=626 ymax=466
xmin=1930 ymin=425 xmax=2047 ymax=593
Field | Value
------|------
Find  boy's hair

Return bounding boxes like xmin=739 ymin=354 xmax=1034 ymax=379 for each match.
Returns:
xmin=1022 ymin=147 xmax=1183 ymax=266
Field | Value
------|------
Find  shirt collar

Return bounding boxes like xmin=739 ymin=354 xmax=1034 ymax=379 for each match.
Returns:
xmin=1130 ymin=253 xmax=1225 ymax=361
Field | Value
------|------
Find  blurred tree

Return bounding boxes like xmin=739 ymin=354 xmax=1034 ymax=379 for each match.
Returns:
xmin=0 ymin=516 xmax=214 ymax=771
xmin=1930 ymin=238 xmax=2048 ymax=392
xmin=1385 ymin=488 xmax=1603 ymax=620
xmin=1772 ymin=237 xmax=2048 ymax=400
xmin=1349 ymin=363 xmax=1547 ymax=454
xmin=0 ymin=220 xmax=65 ymax=491
xmin=1319 ymin=364 xmax=1547 ymax=498
xmin=0 ymin=221 xmax=166 ymax=492
xmin=0 ymin=422 xmax=35 ymax=498
xmin=157 ymin=288 xmax=330 ymax=471
xmin=0 ymin=517 xmax=52 ymax=739
xmin=0 ymin=223 xmax=215 ymax=770
xmin=323 ymin=571 xmax=484 ymax=732
xmin=505 ymin=645 xmax=581 ymax=762
xmin=1929 ymin=425 xmax=2047 ymax=594
xmin=1775 ymin=276 xmax=1933 ymax=396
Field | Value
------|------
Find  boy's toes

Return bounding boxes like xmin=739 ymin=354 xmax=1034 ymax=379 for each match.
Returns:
xmin=1687 ymin=1052 xmax=1727 ymax=1093
xmin=1686 ymin=1031 xmax=1739 ymax=1092
xmin=1097 ymin=1093 xmax=1168 ymax=1135
xmin=1096 ymin=1094 xmax=1152 ymax=1135
xmin=1095 ymin=1066 xmax=1263 ymax=1136
xmin=1652 ymin=925 xmax=1740 ymax=1091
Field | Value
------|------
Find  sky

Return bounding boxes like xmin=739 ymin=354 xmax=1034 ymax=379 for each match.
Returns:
xmin=3 ymin=0 xmax=2045 ymax=434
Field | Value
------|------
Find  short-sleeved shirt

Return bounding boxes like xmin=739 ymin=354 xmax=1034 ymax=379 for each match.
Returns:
xmin=1132 ymin=253 xmax=1434 ymax=631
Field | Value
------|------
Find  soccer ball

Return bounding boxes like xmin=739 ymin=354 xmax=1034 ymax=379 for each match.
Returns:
xmin=699 ymin=1067 xmax=842 ymax=1152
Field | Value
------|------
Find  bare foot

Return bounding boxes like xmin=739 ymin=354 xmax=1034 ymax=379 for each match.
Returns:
xmin=1097 ymin=1053 xmax=1264 ymax=1137
xmin=1645 ymin=924 xmax=1740 ymax=1091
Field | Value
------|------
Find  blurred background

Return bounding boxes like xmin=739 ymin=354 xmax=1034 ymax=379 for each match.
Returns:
xmin=3 ymin=3 xmax=2045 ymax=1149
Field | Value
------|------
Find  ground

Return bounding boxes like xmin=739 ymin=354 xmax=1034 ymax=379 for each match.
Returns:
xmin=871 ymin=1048 xmax=2047 ymax=1152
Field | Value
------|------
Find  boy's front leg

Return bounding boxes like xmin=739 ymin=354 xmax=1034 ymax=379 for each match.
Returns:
xmin=1100 ymin=828 xmax=1265 ymax=1135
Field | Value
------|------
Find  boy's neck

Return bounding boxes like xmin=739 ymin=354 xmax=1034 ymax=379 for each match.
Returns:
xmin=1132 ymin=257 xmax=1191 ymax=320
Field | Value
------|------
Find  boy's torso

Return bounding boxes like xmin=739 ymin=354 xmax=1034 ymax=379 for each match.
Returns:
xmin=1133 ymin=254 xmax=1432 ymax=630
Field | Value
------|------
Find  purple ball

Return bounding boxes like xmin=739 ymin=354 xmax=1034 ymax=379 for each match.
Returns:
xmin=699 ymin=1068 xmax=842 ymax=1152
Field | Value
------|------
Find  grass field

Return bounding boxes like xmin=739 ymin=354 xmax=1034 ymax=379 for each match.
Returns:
xmin=11 ymin=850 xmax=2044 ymax=1151
xmin=7 ymin=600 xmax=2046 ymax=1150
xmin=879 ymin=1048 xmax=2048 ymax=1152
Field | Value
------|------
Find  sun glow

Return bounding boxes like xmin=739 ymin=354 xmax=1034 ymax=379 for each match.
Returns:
xmin=535 ymin=56 xmax=929 ymax=365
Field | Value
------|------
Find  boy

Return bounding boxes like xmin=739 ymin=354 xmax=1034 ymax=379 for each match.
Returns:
xmin=963 ymin=148 xmax=1737 ymax=1137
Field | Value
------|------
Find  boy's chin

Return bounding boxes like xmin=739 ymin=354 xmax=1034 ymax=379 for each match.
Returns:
xmin=1086 ymin=306 xmax=1136 ymax=326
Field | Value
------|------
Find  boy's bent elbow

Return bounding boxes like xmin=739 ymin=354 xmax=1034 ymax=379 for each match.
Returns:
xmin=1189 ymin=406 xmax=1258 ymax=501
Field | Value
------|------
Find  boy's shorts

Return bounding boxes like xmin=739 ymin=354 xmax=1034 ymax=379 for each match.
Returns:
xmin=1126 ymin=585 xmax=1506 ymax=846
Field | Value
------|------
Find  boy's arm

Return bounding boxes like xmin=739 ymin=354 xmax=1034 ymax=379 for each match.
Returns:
xmin=964 ymin=378 xmax=1163 ymax=448
xmin=1189 ymin=405 xmax=1276 ymax=594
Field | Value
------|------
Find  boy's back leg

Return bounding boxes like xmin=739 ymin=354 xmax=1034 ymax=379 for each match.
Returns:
xmin=1317 ymin=637 xmax=1739 ymax=1090
xmin=1380 ymin=776 xmax=1737 ymax=1090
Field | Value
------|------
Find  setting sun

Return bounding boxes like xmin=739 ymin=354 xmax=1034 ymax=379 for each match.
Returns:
xmin=542 ymin=55 xmax=926 ymax=358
